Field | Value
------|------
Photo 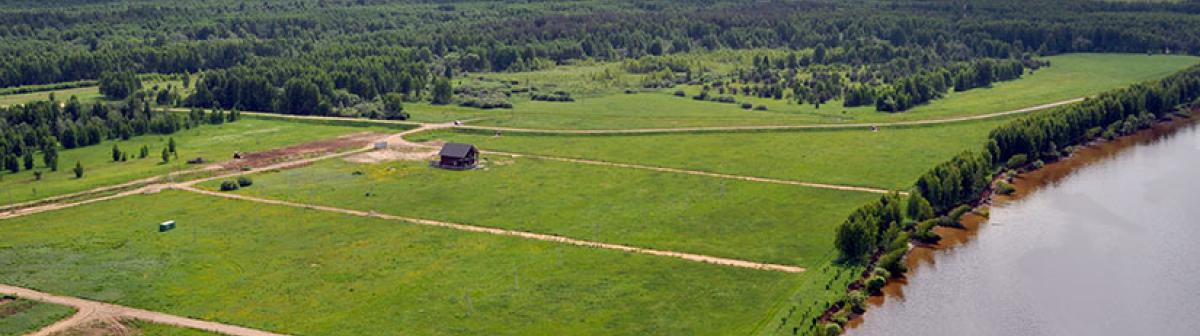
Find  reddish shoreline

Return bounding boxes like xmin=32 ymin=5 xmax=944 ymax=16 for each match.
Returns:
xmin=842 ymin=110 xmax=1200 ymax=331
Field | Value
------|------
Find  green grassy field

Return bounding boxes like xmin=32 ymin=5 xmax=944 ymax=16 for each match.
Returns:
xmin=411 ymin=118 xmax=1010 ymax=190
xmin=0 ymin=79 xmax=188 ymax=107
xmin=404 ymin=54 xmax=1198 ymax=129
xmin=0 ymin=298 xmax=75 ymax=336
xmin=0 ymin=191 xmax=797 ymax=335
xmin=0 ymin=117 xmax=400 ymax=206
xmin=197 ymin=156 xmax=877 ymax=265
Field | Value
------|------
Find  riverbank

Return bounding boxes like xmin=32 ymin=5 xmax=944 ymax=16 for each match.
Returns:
xmin=843 ymin=109 xmax=1200 ymax=333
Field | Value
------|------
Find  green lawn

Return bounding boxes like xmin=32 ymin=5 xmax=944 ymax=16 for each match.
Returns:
xmin=0 ymin=191 xmax=796 ymax=335
xmin=0 ymin=117 xmax=401 ymax=206
xmin=0 ymin=298 xmax=75 ymax=336
xmin=198 ymin=157 xmax=877 ymax=266
xmin=411 ymin=118 xmax=1010 ymax=190
xmin=405 ymin=54 xmax=1198 ymax=129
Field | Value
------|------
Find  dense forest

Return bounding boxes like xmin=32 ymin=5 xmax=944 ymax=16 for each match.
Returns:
xmin=4 ymin=0 xmax=1200 ymax=116
xmin=0 ymin=97 xmax=232 ymax=174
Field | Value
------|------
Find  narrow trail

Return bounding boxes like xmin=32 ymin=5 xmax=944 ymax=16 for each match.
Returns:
xmin=1 ymin=285 xmax=288 ymax=336
xmin=399 ymin=135 xmax=904 ymax=194
xmin=0 ymin=185 xmax=157 ymax=220
xmin=172 ymin=98 xmax=1081 ymax=136
xmin=486 ymin=150 xmax=906 ymax=195
xmin=456 ymin=98 xmax=1083 ymax=134
xmin=177 ymin=185 xmax=806 ymax=273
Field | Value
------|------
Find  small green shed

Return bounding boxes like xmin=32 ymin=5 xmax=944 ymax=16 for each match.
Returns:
xmin=159 ymin=220 xmax=176 ymax=232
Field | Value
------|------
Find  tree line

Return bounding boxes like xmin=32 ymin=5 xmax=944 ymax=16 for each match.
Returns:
xmin=836 ymin=63 xmax=1200 ymax=264
xmin=5 ymin=0 xmax=1200 ymax=111
xmin=0 ymin=96 xmax=233 ymax=174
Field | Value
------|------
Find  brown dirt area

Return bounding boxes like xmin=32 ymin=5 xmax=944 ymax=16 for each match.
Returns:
xmin=217 ymin=132 xmax=386 ymax=170
xmin=48 ymin=317 xmax=135 ymax=336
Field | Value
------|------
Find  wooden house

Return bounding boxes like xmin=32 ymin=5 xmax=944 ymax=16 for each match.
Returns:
xmin=434 ymin=143 xmax=478 ymax=170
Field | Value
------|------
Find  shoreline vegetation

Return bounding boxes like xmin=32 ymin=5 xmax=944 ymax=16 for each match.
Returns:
xmin=816 ymin=65 xmax=1200 ymax=335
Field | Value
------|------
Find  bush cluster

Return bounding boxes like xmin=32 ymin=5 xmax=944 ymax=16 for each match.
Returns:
xmin=530 ymin=91 xmax=574 ymax=102
xmin=219 ymin=180 xmax=240 ymax=191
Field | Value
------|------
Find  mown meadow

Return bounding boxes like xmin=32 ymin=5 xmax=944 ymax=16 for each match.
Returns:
xmin=198 ymin=157 xmax=878 ymax=266
xmin=410 ymin=119 xmax=1010 ymax=191
xmin=0 ymin=299 xmax=75 ymax=336
xmin=0 ymin=191 xmax=796 ymax=335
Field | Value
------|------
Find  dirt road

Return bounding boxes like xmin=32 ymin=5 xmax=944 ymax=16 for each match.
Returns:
xmin=171 ymin=98 xmax=1082 ymax=136
xmin=455 ymin=98 xmax=1083 ymax=135
xmin=0 ymin=284 xmax=288 ymax=336
xmin=487 ymin=150 xmax=906 ymax=195
xmin=178 ymin=185 xmax=805 ymax=273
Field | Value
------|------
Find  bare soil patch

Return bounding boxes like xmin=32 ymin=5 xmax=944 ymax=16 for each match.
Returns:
xmin=219 ymin=132 xmax=385 ymax=170
xmin=344 ymin=137 xmax=445 ymax=164
xmin=48 ymin=317 xmax=139 ymax=336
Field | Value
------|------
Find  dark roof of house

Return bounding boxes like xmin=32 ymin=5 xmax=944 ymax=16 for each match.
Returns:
xmin=439 ymin=142 xmax=477 ymax=159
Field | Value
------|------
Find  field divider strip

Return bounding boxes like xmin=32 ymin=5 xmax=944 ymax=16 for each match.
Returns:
xmin=173 ymin=98 xmax=1082 ymax=136
xmin=451 ymin=98 xmax=1084 ymax=135
xmin=480 ymin=150 xmax=905 ymax=195
xmin=176 ymin=185 xmax=806 ymax=274
xmin=0 ymin=284 xmax=289 ymax=336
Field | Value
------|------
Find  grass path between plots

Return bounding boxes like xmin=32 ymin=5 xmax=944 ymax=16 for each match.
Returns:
xmin=176 ymin=185 xmax=805 ymax=273
xmin=0 ymin=285 xmax=285 ymax=336
xmin=453 ymin=98 xmax=1082 ymax=134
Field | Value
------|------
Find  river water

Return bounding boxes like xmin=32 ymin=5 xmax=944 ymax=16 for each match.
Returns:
xmin=848 ymin=118 xmax=1200 ymax=336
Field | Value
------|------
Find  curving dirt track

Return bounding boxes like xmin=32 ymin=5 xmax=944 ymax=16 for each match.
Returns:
xmin=172 ymin=98 xmax=1081 ymax=135
xmin=454 ymin=98 xmax=1083 ymax=135
xmin=1 ymin=285 xmax=288 ymax=336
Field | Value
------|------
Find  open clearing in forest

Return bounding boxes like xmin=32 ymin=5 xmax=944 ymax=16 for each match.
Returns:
xmin=1 ymin=53 xmax=1197 ymax=335
xmin=404 ymin=54 xmax=1200 ymax=129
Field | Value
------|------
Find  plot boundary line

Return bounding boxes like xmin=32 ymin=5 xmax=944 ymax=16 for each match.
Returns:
xmin=483 ymin=150 xmax=906 ymax=195
xmin=177 ymin=185 xmax=806 ymax=274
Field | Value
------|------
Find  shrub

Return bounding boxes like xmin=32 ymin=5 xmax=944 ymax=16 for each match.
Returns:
xmin=740 ymin=102 xmax=753 ymax=109
xmin=865 ymin=275 xmax=887 ymax=295
xmin=994 ymin=181 xmax=1016 ymax=195
xmin=73 ymin=161 xmax=84 ymax=178
xmin=1005 ymin=154 xmax=1028 ymax=169
xmin=754 ymin=104 xmax=768 ymax=111
xmin=845 ymin=290 xmax=866 ymax=313
xmin=710 ymin=95 xmax=736 ymax=103
xmin=236 ymin=176 xmax=253 ymax=187
xmin=872 ymin=267 xmax=891 ymax=279
xmin=948 ymin=205 xmax=972 ymax=222
xmin=913 ymin=219 xmax=940 ymax=243
xmin=530 ymin=91 xmax=574 ymax=102
xmin=822 ymin=323 xmax=843 ymax=336
xmin=1032 ymin=159 xmax=1045 ymax=169
xmin=219 ymin=180 xmax=240 ymax=191
xmin=878 ymin=248 xmax=908 ymax=275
